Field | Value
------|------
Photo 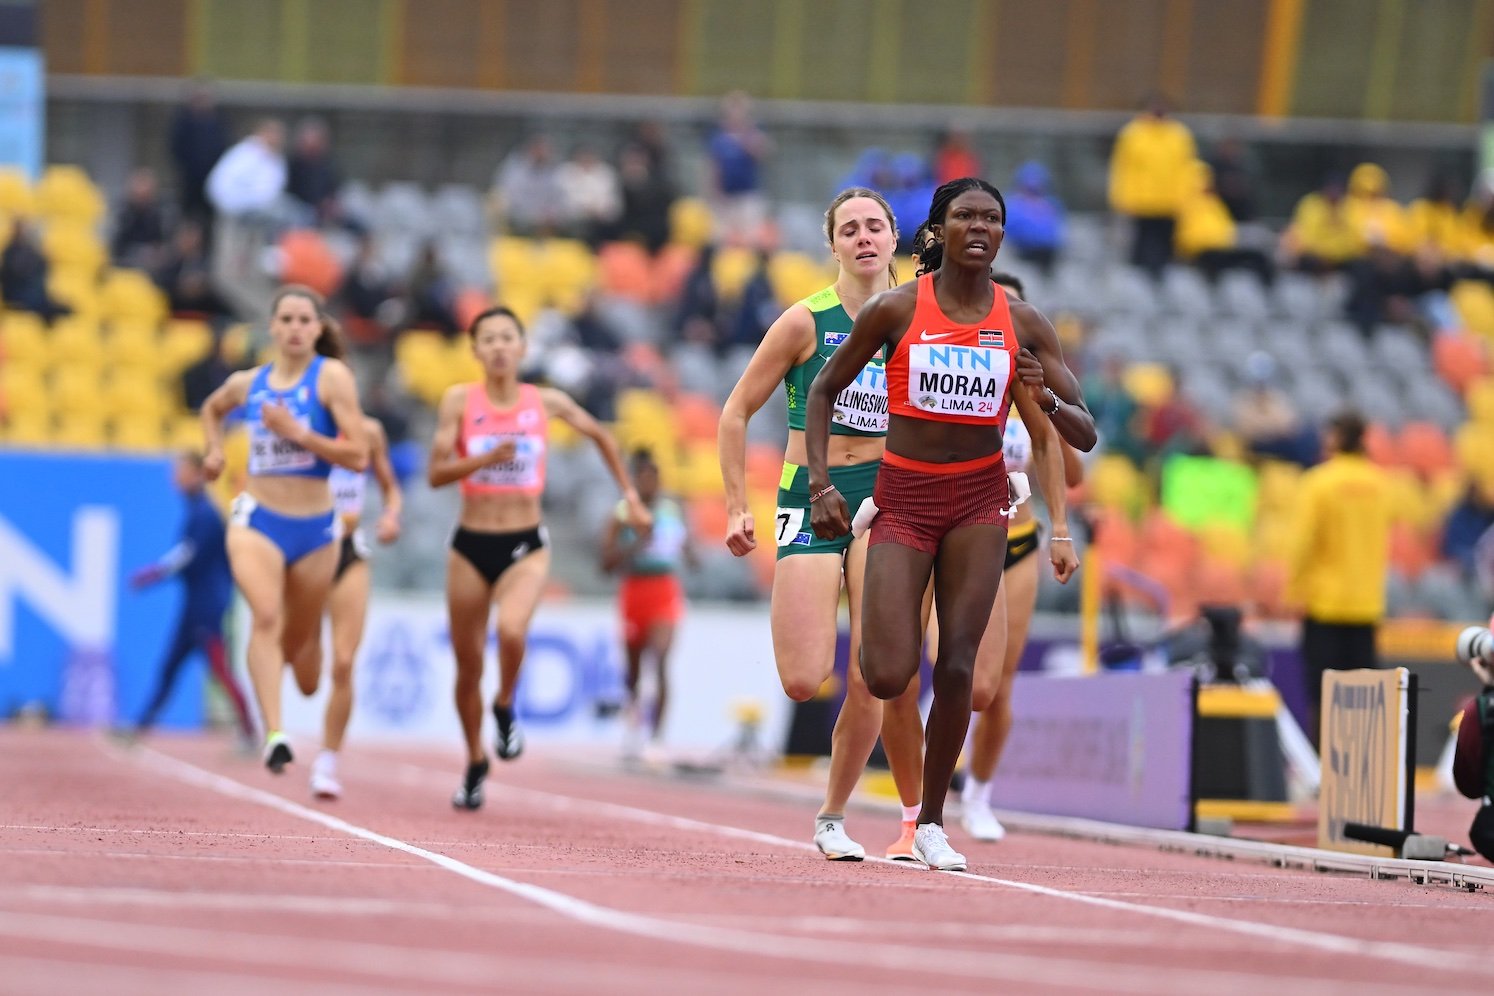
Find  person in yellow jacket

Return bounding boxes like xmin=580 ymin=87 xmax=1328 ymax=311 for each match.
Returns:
xmin=1344 ymin=162 xmax=1413 ymax=255
xmin=1407 ymin=173 xmax=1466 ymax=263
xmin=1286 ymin=410 xmax=1393 ymax=744
xmin=1175 ymin=161 xmax=1273 ymax=286
xmin=1281 ymin=174 xmax=1363 ymax=272
xmin=1108 ymin=93 xmax=1196 ymax=280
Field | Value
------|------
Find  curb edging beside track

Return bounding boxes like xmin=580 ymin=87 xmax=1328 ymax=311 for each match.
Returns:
xmin=590 ymin=757 xmax=1494 ymax=893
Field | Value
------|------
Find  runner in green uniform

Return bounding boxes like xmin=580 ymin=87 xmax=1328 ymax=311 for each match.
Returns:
xmin=718 ymin=188 xmax=925 ymax=861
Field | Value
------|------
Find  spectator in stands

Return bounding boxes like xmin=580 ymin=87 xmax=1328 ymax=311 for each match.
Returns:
xmin=615 ymin=142 xmax=674 ymax=254
xmin=1003 ymin=160 xmax=1065 ymax=275
xmin=1107 ymin=92 xmax=1196 ymax=280
xmin=631 ymin=119 xmax=676 ymax=188
xmin=707 ymin=91 xmax=772 ymax=244
xmin=1443 ymin=478 xmax=1494 ymax=579
xmin=1232 ymin=352 xmax=1313 ymax=466
xmin=932 ymin=128 xmax=980 ymax=186
xmin=1463 ymin=170 xmax=1494 ymax=278
xmin=725 ymin=249 xmax=779 ymax=352
xmin=559 ymin=144 xmax=622 ymax=247
xmin=0 ymin=220 xmax=67 ymax=322
xmin=674 ymin=243 xmax=722 ymax=348
xmin=406 ymin=243 xmax=461 ymax=335
xmin=1175 ymin=161 xmax=1274 ymax=287
xmin=1082 ymin=350 xmax=1144 ymax=465
xmin=335 ymin=233 xmax=403 ymax=350
xmin=286 ymin=117 xmax=343 ymax=226
xmin=1287 ymin=410 xmax=1393 ymax=743
xmin=1208 ymin=137 xmax=1258 ymax=223
xmin=181 ymin=328 xmax=243 ymax=412
xmin=1282 ymin=173 xmax=1362 ymax=274
xmin=169 ymin=79 xmax=231 ymax=227
xmin=153 ymin=220 xmax=228 ymax=318
xmin=493 ymin=135 xmax=567 ymax=236
xmin=111 ymin=167 xmax=169 ymax=270
xmin=1408 ymin=172 xmax=1466 ymax=264
xmin=1138 ymin=367 xmax=1210 ymax=461
xmin=206 ymin=118 xmax=289 ymax=320
xmin=1344 ymin=163 xmax=1412 ymax=255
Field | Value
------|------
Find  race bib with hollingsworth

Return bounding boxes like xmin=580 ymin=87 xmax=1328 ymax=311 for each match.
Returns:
xmin=249 ymin=418 xmax=315 ymax=474
xmin=906 ymin=343 xmax=1010 ymax=420
xmin=468 ymin=433 xmax=546 ymax=488
xmin=832 ymin=359 xmax=889 ymax=433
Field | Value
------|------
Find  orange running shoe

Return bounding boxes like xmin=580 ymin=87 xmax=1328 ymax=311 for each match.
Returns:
xmin=885 ymin=820 xmax=918 ymax=861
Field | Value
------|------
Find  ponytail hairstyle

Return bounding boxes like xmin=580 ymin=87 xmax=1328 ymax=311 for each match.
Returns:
xmin=823 ymin=186 xmax=901 ymax=289
xmin=467 ymin=305 xmax=525 ymax=339
xmin=915 ymin=177 xmax=1007 ymax=277
xmin=271 ymin=284 xmax=346 ymax=361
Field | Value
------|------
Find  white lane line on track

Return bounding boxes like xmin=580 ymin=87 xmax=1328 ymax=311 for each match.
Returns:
xmin=0 ymin=953 xmax=414 ymax=996
xmin=394 ymin=761 xmax=1488 ymax=974
xmin=0 ymin=884 xmax=540 ymax=921
xmin=115 ymin=745 xmax=1421 ymax=996
xmin=0 ymin=846 xmax=423 ymax=869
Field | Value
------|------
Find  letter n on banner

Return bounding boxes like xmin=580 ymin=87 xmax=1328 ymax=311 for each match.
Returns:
xmin=1317 ymin=668 xmax=1416 ymax=856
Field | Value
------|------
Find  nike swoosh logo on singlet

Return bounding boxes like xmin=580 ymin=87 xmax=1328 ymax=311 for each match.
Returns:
xmin=920 ymin=330 xmax=955 ymax=341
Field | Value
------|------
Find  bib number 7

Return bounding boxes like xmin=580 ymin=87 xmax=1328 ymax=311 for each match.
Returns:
xmin=775 ymin=506 xmax=806 ymax=547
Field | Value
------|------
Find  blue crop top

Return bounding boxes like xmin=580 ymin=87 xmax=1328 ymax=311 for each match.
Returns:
xmin=244 ymin=355 xmax=337 ymax=479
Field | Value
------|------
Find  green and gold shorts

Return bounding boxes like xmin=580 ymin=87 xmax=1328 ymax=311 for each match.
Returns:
xmin=774 ymin=459 xmax=880 ymax=559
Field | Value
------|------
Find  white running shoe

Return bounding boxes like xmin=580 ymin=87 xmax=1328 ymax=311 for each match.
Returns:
xmin=912 ymin=823 xmax=967 ymax=871
xmin=961 ymin=799 xmax=1007 ymax=842
xmin=814 ymin=817 xmax=866 ymax=861
xmin=310 ymin=751 xmax=342 ymax=800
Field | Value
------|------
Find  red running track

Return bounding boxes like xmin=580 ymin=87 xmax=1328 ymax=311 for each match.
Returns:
xmin=2 ymin=726 xmax=1491 ymax=995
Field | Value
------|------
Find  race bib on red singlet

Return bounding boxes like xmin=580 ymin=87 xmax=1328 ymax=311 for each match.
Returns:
xmin=832 ymin=360 xmax=889 ymax=433
xmin=907 ymin=343 xmax=1009 ymax=420
xmin=468 ymin=433 xmax=545 ymax=488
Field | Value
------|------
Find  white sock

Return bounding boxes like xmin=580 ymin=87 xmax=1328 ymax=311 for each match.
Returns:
xmin=962 ymin=777 xmax=990 ymax=806
xmin=901 ymin=804 xmax=920 ymax=823
xmin=316 ymin=749 xmax=337 ymax=769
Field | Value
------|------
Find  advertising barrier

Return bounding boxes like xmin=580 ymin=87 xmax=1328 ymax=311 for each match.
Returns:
xmin=990 ymin=669 xmax=1197 ymax=831
xmin=276 ymin=596 xmax=792 ymax=754
xmin=0 ymin=451 xmax=192 ymax=727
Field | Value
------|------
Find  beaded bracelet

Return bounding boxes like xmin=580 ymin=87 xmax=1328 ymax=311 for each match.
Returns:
xmin=1050 ymin=536 xmax=1074 ymax=543
xmin=809 ymin=485 xmax=838 ymax=503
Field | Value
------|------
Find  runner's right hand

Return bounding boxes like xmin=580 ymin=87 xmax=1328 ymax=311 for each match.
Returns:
xmin=725 ymin=509 xmax=756 ymax=556
xmin=482 ymin=439 xmax=518 ymax=465
xmin=203 ymin=446 xmax=225 ymax=481
xmin=810 ymin=488 xmax=850 ymax=540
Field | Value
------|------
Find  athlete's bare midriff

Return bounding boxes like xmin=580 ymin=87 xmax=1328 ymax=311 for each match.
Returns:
xmin=885 ymin=414 xmax=1004 ymax=466
xmin=246 ymin=475 xmax=335 ymax=517
xmin=783 ymin=428 xmax=885 ymax=469
xmin=459 ymin=491 xmax=543 ymax=533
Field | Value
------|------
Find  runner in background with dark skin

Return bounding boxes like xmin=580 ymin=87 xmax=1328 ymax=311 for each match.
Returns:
xmin=600 ymin=449 xmax=698 ymax=764
xmin=429 ymin=306 xmax=649 ymax=810
xmin=123 ymin=450 xmax=255 ymax=747
xmin=806 ymin=178 xmax=1095 ymax=871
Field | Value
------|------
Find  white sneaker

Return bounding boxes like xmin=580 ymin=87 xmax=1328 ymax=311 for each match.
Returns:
xmin=961 ymin=799 xmax=1007 ymax=842
xmin=912 ymin=823 xmax=967 ymax=871
xmin=813 ymin=817 xmax=866 ymax=861
xmin=310 ymin=751 xmax=341 ymax=800
xmin=640 ymin=740 xmax=669 ymax=770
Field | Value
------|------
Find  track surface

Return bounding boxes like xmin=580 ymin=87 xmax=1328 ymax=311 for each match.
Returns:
xmin=3 ymin=727 xmax=1491 ymax=994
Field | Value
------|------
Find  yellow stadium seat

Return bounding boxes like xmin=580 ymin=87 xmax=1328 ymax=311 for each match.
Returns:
xmin=710 ymin=246 xmax=758 ymax=302
xmin=1467 ymin=377 xmax=1494 ymax=426
xmin=3 ymin=409 xmax=52 ymax=446
xmin=0 ymin=363 xmax=48 ymax=419
xmin=46 ymin=265 xmax=101 ymax=317
xmin=104 ymin=370 xmax=168 ymax=420
xmin=677 ymin=440 xmax=726 ymax=499
xmin=105 ymin=322 xmax=162 ymax=371
xmin=548 ymin=414 xmax=581 ymax=450
xmin=767 ymin=252 xmax=835 ymax=306
xmin=36 ymin=165 xmax=106 ymax=225
xmin=1455 ymin=423 xmax=1494 ymax=471
xmin=669 ymin=198 xmax=714 ymax=249
xmin=49 ymin=317 xmax=104 ymax=367
xmin=1198 ymin=524 xmax=1252 ymax=568
xmin=100 ymin=268 xmax=168 ymax=325
xmin=0 ymin=310 xmax=48 ymax=365
xmin=615 ymin=389 xmax=676 ymax=454
xmin=1254 ymin=460 xmax=1302 ymax=516
xmin=111 ymin=413 xmax=167 ymax=452
xmin=490 ymin=235 xmax=541 ymax=290
xmin=40 ymin=221 xmax=107 ymax=271
xmin=502 ymin=289 xmax=544 ymax=326
xmin=1253 ymin=516 xmax=1295 ymax=561
xmin=160 ymin=319 xmax=215 ymax=372
xmin=539 ymin=239 xmax=596 ymax=310
xmin=1123 ymin=362 xmax=1174 ymax=407
xmin=1089 ymin=454 xmax=1145 ymax=517
xmin=0 ymin=167 xmax=35 ymax=215
xmin=1453 ymin=280 xmax=1494 ymax=340
xmin=52 ymin=411 xmax=108 ymax=450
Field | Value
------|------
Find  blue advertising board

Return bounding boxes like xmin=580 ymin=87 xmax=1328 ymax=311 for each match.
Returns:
xmin=0 ymin=451 xmax=200 ymax=728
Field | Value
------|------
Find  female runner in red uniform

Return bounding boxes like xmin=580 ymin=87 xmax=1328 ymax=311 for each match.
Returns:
xmin=806 ymin=178 xmax=1094 ymax=870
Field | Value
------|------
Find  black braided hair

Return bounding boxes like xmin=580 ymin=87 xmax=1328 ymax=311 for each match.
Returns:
xmin=915 ymin=177 xmax=1006 ymax=276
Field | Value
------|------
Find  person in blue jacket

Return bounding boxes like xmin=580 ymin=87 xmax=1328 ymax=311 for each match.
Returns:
xmin=126 ymin=451 xmax=254 ymax=743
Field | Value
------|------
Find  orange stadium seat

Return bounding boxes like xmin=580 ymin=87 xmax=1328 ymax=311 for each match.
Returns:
xmin=278 ymin=229 xmax=344 ymax=296
xmin=1397 ymin=421 xmax=1454 ymax=479
xmin=1248 ymin=559 xmax=1290 ymax=619
xmin=673 ymin=393 xmax=719 ymax=444
xmin=1433 ymin=332 xmax=1487 ymax=394
xmin=596 ymin=242 xmax=652 ymax=301
xmin=1362 ymin=421 xmax=1397 ymax=465
xmin=687 ymin=496 xmax=730 ymax=545
xmin=452 ymin=288 xmax=490 ymax=333
xmin=1089 ymin=509 xmax=1140 ymax=566
xmin=1389 ymin=522 xmax=1434 ymax=579
xmin=649 ymin=244 xmax=697 ymax=304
